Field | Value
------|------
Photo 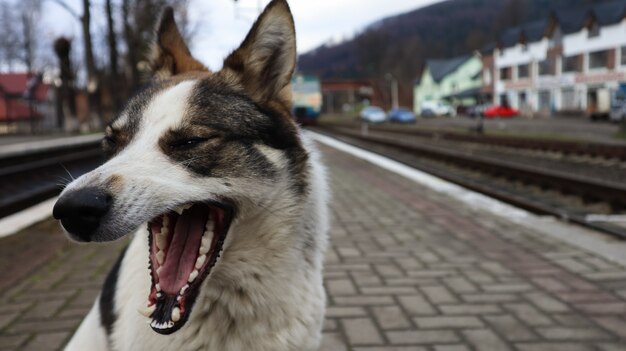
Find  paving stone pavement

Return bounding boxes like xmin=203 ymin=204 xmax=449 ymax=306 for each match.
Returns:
xmin=1 ymin=143 xmax=626 ymax=350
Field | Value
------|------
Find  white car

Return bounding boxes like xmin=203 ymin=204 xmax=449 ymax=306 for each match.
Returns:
xmin=360 ymin=106 xmax=386 ymax=123
xmin=421 ymin=101 xmax=456 ymax=117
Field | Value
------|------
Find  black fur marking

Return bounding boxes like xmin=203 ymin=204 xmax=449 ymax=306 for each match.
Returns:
xmin=104 ymin=81 xmax=168 ymax=158
xmin=100 ymin=246 xmax=128 ymax=336
xmin=159 ymin=78 xmax=309 ymax=193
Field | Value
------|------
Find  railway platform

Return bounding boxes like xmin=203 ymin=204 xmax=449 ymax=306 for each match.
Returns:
xmin=1 ymin=134 xmax=626 ymax=350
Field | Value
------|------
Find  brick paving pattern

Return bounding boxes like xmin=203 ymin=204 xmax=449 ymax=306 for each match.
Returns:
xmin=1 ymin=143 xmax=626 ymax=350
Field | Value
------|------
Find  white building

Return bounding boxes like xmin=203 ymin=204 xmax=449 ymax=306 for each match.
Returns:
xmin=493 ymin=1 xmax=626 ymax=118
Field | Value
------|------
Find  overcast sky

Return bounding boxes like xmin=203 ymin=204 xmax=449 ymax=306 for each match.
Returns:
xmin=42 ymin=0 xmax=443 ymax=70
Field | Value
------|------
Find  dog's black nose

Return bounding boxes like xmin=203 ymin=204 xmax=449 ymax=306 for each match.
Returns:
xmin=53 ymin=188 xmax=112 ymax=241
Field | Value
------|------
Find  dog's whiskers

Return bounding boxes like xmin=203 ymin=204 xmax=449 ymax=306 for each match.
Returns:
xmin=59 ymin=164 xmax=76 ymax=181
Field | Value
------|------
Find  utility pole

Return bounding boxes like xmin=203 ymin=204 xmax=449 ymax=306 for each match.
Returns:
xmin=385 ymin=73 xmax=399 ymax=110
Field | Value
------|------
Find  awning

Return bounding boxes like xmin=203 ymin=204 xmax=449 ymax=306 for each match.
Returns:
xmin=444 ymin=87 xmax=481 ymax=100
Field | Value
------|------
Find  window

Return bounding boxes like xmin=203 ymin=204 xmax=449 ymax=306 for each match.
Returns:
xmin=588 ymin=22 xmax=600 ymax=38
xmin=621 ymin=46 xmax=626 ymax=66
xmin=519 ymin=92 xmax=527 ymax=108
xmin=500 ymin=67 xmax=510 ymax=81
xmin=561 ymin=88 xmax=577 ymax=110
xmin=539 ymin=59 xmax=552 ymax=76
xmin=589 ymin=50 xmax=609 ymax=69
xmin=518 ymin=64 xmax=530 ymax=79
xmin=562 ymin=55 xmax=580 ymax=72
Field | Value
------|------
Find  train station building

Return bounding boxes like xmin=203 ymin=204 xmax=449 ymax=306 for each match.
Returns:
xmin=490 ymin=1 xmax=626 ymax=117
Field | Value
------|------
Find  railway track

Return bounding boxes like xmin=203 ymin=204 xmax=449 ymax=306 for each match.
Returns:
xmin=0 ymin=135 xmax=104 ymax=218
xmin=314 ymin=125 xmax=626 ymax=240
xmin=339 ymin=123 xmax=626 ymax=161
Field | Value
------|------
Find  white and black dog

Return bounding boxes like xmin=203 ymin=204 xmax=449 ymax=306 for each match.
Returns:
xmin=53 ymin=1 xmax=329 ymax=349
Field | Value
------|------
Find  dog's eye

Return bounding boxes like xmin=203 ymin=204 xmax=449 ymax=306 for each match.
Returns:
xmin=103 ymin=135 xmax=117 ymax=147
xmin=170 ymin=137 xmax=209 ymax=149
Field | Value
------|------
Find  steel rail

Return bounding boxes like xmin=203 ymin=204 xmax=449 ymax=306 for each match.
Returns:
xmin=0 ymin=138 xmax=104 ymax=217
xmin=316 ymin=126 xmax=626 ymax=240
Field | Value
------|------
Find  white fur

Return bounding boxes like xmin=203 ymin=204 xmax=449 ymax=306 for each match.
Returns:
xmin=62 ymin=83 xmax=329 ymax=350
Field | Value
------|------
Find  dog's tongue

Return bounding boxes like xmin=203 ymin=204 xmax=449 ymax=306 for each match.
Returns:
xmin=159 ymin=206 xmax=207 ymax=295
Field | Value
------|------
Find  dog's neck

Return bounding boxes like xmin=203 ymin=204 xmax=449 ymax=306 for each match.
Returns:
xmin=187 ymin=195 xmax=320 ymax=331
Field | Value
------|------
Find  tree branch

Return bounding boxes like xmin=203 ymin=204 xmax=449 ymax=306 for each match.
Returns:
xmin=49 ymin=0 xmax=80 ymax=19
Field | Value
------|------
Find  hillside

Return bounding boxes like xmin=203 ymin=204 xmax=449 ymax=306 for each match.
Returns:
xmin=298 ymin=0 xmax=619 ymax=107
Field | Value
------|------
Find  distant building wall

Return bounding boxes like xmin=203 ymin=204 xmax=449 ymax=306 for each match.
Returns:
xmin=414 ymin=55 xmax=482 ymax=114
xmin=492 ymin=7 xmax=626 ymax=118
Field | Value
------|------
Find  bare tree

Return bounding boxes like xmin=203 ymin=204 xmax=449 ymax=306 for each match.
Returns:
xmin=121 ymin=0 xmax=194 ymax=91
xmin=53 ymin=37 xmax=77 ymax=130
xmin=51 ymin=0 xmax=100 ymax=129
xmin=18 ymin=0 xmax=41 ymax=74
xmin=0 ymin=2 xmax=21 ymax=70
xmin=106 ymin=0 xmax=121 ymax=111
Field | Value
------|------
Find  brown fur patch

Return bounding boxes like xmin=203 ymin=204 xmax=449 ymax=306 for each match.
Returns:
xmin=222 ymin=0 xmax=296 ymax=108
xmin=150 ymin=7 xmax=208 ymax=78
xmin=107 ymin=174 xmax=124 ymax=193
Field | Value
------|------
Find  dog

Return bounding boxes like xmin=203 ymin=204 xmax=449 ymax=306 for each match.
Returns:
xmin=52 ymin=1 xmax=329 ymax=349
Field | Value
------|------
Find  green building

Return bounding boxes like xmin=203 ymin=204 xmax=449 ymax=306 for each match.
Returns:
xmin=414 ymin=54 xmax=482 ymax=115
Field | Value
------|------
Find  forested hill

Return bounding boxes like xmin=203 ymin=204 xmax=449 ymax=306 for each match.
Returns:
xmin=298 ymin=0 xmax=618 ymax=85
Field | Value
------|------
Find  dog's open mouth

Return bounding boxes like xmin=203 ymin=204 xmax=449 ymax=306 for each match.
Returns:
xmin=141 ymin=201 xmax=234 ymax=335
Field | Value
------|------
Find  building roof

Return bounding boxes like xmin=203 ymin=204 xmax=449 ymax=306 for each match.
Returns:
xmin=426 ymin=55 xmax=472 ymax=83
xmin=0 ymin=73 xmax=49 ymax=101
xmin=497 ymin=0 xmax=626 ymax=48
xmin=592 ymin=1 xmax=626 ymax=26
xmin=523 ymin=20 xmax=548 ymax=43
xmin=480 ymin=42 xmax=496 ymax=55
xmin=553 ymin=8 xmax=589 ymax=34
xmin=499 ymin=27 xmax=522 ymax=48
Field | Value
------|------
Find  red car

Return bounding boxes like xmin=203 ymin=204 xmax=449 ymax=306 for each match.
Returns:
xmin=484 ymin=105 xmax=519 ymax=118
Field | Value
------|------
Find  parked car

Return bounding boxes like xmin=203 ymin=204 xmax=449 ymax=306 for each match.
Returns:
xmin=359 ymin=106 xmax=386 ymax=123
xmin=421 ymin=101 xmax=456 ymax=117
xmin=609 ymin=86 xmax=626 ymax=123
xmin=484 ymin=105 xmax=519 ymax=118
xmin=388 ymin=108 xmax=416 ymax=123
xmin=467 ymin=104 xmax=488 ymax=118
xmin=610 ymin=104 xmax=626 ymax=123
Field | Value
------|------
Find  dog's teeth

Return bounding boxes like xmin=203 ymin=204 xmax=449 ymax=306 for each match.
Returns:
xmin=168 ymin=321 xmax=174 ymax=328
xmin=163 ymin=215 xmax=170 ymax=227
xmin=177 ymin=295 xmax=182 ymax=301
xmin=173 ymin=204 xmax=191 ymax=215
xmin=155 ymin=234 xmax=167 ymax=250
xmin=156 ymin=284 xmax=161 ymax=292
xmin=171 ymin=307 xmax=181 ymax=322
xmin=188 ymin=270 xmax=199 ymax=283
xmin=180 ymin=284 xmax=189 ymax=295
xmin=200 ymin=235 xmax=211 ymax=255
xmin=156 ymin=292 xmax=162 ymax=298
xmin=138 ymin=304 xmax=156 ymax=317
xmin=156 ymin=251 xmax=165 ymax=265
xmin=157 ymin=266 xmax=163 ymax=275
xmin=195 ymin=255 xmax=206 ymax=269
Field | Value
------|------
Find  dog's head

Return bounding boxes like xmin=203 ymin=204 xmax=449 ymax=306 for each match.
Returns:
xmin=53 ymin=0 xmax=307 ymax=334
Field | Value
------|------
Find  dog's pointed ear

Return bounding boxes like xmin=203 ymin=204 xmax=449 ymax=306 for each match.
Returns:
xmin=150 ymin=7 xmax=207 ymax=78
xmin=222 ymin=0 xmax=296 ymax=105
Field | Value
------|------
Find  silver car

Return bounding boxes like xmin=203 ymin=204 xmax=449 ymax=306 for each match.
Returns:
xmin=360 ymin=106 xmax=386 ymax=123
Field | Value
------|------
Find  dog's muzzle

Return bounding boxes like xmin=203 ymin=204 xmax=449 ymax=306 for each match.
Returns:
xmin=53 ymin=187 xmax=113 ymax=242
